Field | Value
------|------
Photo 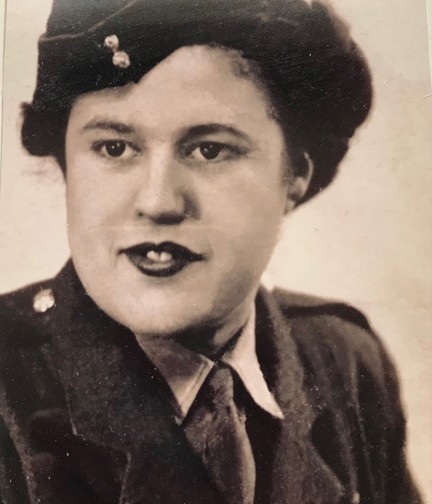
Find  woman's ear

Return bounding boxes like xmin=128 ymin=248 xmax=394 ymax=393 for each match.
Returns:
xmin=284 ymin=153 xmax=314 ymax=213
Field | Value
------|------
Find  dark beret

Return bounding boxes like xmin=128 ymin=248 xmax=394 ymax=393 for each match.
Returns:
xmin=21 ymin=0 xmax=373 ymax=202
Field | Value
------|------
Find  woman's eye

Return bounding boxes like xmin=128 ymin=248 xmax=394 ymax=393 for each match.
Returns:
xmin=197 ymin=143 xmax=224 ymax=160
xmin=104 ymin=141 xmax=127 ymax=157
xmin=188 ymin=142 xmax=240 ymax=163
xmin=92 ymin=140 xmax=139 ymax=161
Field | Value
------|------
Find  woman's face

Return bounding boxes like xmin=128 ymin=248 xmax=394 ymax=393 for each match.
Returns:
xmin=65 ymin=45 xmax=310 ymax=337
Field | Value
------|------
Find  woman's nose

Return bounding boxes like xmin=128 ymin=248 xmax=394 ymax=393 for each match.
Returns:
xmin=133 ymin=151 xmax=195 ymax=224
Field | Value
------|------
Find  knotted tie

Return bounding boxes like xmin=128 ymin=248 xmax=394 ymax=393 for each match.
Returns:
xmin=184 ymin=365 xmax=256 ymax=504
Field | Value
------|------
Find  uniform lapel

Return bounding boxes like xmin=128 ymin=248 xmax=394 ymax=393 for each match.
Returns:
xmin=255 ymin=288 xmax=345 ymax=504
xmin=47 ymin=261 xmax=222 ymax=504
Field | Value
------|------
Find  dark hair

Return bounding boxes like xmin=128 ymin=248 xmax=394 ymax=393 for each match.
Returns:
xmin=21 ymin=0 xmax=372 ymax=202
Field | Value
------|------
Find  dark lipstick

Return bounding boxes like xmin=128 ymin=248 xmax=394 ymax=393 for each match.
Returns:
xmin=123 ymin=241 xmax=203 ymax=277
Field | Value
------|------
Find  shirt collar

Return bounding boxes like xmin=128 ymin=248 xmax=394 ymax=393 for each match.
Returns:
xmin=137 ymin=305 xmax=284 ymax=424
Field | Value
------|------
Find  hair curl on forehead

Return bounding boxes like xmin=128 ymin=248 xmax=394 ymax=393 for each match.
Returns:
xmin=21 ymin=0 xmax=372 ymax=204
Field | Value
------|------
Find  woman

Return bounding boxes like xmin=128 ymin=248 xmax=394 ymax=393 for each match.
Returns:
xmin=0 ymin=0 xmax=422 ymax=503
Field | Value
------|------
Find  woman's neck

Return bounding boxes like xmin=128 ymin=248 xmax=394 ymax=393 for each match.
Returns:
xmin=137 ymin=301 xmax=254 ymax=359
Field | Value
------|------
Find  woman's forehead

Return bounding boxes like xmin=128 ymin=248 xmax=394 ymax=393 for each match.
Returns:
xmin=70 ymin=45 xmax=277 ymax=133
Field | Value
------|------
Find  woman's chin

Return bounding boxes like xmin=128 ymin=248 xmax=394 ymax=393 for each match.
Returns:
xmin=103 ymin=299 xmax=216 ymax=338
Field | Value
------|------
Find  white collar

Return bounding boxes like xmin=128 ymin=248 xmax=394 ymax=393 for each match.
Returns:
xmin=137 ymin=306 xmax=284 ymax=424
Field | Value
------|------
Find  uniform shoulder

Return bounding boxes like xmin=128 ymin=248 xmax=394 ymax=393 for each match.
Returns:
xmin=272 ymin=287 xmax=372 ymax=332
xmin=0 ymin=278 xmax=56 ymax=349
xmin=0 ymin=278 xmax=55 ymax=315
xmin=269 ymin=287 xmax=386 ymax=370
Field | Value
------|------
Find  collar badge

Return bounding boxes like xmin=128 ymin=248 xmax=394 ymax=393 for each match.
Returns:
xmin=33 ymin=288 xmax=55 ymax=313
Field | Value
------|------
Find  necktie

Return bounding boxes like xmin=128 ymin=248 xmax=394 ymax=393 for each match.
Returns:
xmin=184 ymin=365 xmax=256 ymax=504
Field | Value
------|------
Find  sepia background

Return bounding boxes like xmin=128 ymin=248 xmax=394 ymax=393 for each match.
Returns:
xmin=1 ymin=0 xmax=431 ymax=500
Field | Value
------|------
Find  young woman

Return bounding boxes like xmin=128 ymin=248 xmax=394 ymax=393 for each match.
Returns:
xmin=0 ymin=0 xmax=422 ymax=503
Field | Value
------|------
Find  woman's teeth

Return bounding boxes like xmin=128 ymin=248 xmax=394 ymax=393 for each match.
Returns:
xmin=146 ymin=250 xmax=173 ymax=263
xmin=124 ymin=242 xmax=204 ymax=277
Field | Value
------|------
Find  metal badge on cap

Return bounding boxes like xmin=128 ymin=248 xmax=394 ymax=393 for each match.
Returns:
xmin=104 ymin=34 xmax=131 ymax=69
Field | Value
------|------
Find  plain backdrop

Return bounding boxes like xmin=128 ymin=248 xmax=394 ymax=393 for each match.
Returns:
xmin=1 ymin=0 xmax=431 ymax=501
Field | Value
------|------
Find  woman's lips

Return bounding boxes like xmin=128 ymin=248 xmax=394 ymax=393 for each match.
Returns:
xmin=123 ymin=241 xmax=204 ymax=278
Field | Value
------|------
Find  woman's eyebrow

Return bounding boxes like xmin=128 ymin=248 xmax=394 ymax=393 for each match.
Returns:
xmin=184 ymin=124 xmax=253 ymax=143
xmin=79 ymin=120 xmax=253 ymax=143
xmin=80 ymin=119 xmax=135 ymax=135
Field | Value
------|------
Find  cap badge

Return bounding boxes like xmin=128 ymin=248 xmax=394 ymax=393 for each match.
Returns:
xmin=104 ymin=34 xmax=131 ymax=69
xmin=33 ymin=288 xmax=55 ymax=313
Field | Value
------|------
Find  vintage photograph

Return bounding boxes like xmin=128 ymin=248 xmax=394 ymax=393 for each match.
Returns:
xmin=0 ymin=0 xmax=430 ymax=503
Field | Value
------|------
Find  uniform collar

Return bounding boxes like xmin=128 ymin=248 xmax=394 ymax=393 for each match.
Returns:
xmin=137 ymin=306 xmax=284 ymax=423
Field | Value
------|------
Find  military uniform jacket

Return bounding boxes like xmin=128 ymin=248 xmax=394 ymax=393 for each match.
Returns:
xmin=0 ymin=262 xmax=422 ymax=504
